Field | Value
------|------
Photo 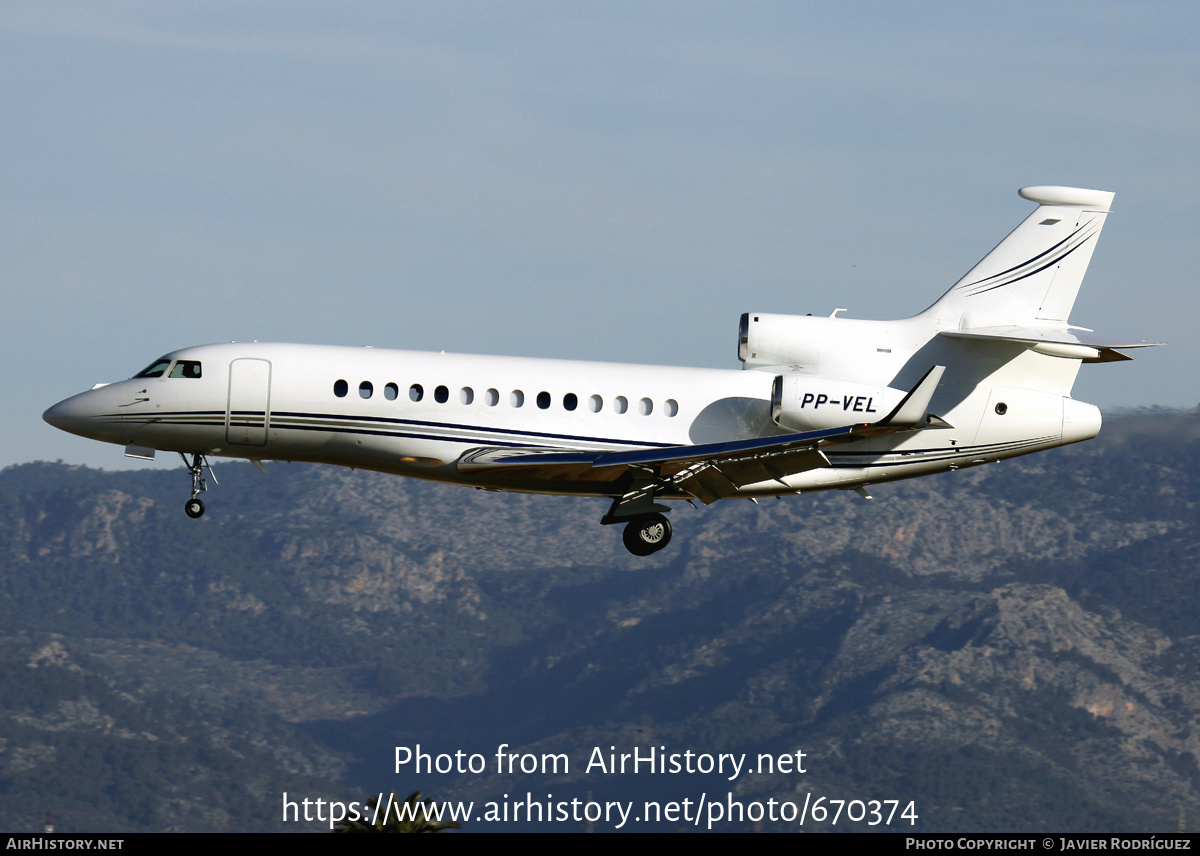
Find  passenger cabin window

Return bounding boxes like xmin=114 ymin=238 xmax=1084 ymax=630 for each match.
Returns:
xmin=563 ymin=393 xmax=578 ymax=411
xmin=537 ymin=391 xmax=551 ymax=410
xmin=638 ymin=397 xmax=653 ymax=416
xmin=486 ymin=388 xmax=499 ymax=406
xmin=510 ymin=390 xmax=524 ymax=407
xmin=434 ymin=385 xmax=449 ymax=403
xmin=334 ymin=379 xmax=348 ymax=397
xmin=410 ymin=384 xmax=423 ymax=402
xmin=588 ymin=394 xmax=603 ymax=412
xmin=614 ymin=396 xmax=628 ymax=414
xmin=665 ymin=399 xmax=679 ymax=417
xmin=169 ymin=360 xmax=202 ymax=379
xmin=384 ymin=382 xmax=398 ymax=401
xmin=460 ymin=387 xmax=474 ymax=405
xmin=135 ymin=359 xmax=172 ymax=379
xmin=359 ymin=381 xmax=373 ymax=399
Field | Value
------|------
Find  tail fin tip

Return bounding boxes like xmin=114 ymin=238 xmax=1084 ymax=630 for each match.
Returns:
xmin=1018 ymin=186 xmax=1113 ymax=210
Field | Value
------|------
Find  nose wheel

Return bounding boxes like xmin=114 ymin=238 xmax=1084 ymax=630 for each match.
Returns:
xmin=179 ymin=452 xmax=216 ymax=519
xmin=622 ymin=513 xmax=672 ymax=556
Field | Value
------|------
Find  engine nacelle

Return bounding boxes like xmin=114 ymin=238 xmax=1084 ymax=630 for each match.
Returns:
xmin=740 ymin=312 xmax=826 ymax=370
xmin=738 ymin=311 xmax=904 ymax=385
xmin=770 ymin=373 xmax=907 ymax=432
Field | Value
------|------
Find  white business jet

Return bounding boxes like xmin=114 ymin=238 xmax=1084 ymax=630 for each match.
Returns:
xmin=44 ymin=186 xmax=1159 ymax=555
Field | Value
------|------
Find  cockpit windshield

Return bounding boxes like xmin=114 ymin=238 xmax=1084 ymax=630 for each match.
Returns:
xmin=169 ymin=360 xmax=202 ymax=379
xmin=134 ymin=359 xmax=172 ymax=378
xmin=134 ymin=358 xmax=203 ymax=379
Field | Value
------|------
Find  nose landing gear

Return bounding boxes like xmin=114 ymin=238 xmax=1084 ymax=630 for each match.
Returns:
xmin=180 ymin=452 xmax=216 ymax=519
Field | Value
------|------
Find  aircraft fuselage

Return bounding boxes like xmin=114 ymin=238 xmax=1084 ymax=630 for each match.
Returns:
xmin=44 ymin=337 xmax=1099 ymax=499
xmin=43 ymin=186 xmax=1154 ymax=555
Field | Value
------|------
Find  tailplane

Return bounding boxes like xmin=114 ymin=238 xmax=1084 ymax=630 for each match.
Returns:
xmin=925 ymin=186 xmax=1114 ymax=328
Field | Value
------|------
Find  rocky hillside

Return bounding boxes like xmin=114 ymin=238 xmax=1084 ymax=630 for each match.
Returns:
xmin=1 ymin=410 xmax=1198 ymax=831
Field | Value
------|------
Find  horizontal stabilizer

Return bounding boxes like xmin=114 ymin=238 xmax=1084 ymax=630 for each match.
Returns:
xmin=941 ymin=326 xmax=1163 ymax=362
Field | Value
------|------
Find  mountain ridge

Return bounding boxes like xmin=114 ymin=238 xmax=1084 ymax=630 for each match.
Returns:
xmin=1 ymin=410 xmax=1198 ymax=831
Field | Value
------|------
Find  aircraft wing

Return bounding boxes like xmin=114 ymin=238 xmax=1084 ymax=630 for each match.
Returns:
xmin=458 ymin=424 xmax=859 ymax=503
xmin=458 ymin=366 xmax=945 ymax=504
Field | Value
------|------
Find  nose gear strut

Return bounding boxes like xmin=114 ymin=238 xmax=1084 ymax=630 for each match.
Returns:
xmin=180 ymin=452 xmax=217 ymax=518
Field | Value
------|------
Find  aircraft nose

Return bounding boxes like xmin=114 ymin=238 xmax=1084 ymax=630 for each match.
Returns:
xmin=42 ymin=398 xmax=78 ymax=432
xmin=43 ymin=388 xmax=111 ymax=440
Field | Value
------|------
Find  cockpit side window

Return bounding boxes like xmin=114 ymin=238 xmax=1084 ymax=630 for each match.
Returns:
xmin=169 ymin=360 xmax=202 ymax=379
xmin=135 ymin=359 xmax=172 ymax=378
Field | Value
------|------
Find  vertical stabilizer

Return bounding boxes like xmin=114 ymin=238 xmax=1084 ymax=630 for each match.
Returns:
xmin=926 ymin=186 xmax=1114 ymax=328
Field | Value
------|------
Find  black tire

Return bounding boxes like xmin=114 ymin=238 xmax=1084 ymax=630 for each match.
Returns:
xmin=184 ymin=498 xmax=205 ymax=519
xmin=622 ymin=513 xmax=672 ymax=556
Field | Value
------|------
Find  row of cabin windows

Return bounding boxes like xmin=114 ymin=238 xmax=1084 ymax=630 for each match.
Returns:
xmin=332 ymin=379 xmax=679 ymax=417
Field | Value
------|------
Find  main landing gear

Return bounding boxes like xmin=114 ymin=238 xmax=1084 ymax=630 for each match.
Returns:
xmin=621 ymin=513 xmax=673 ymax=556
xmin=179 ymin=452 xmax=216 ymax=519
xmin=602 ymin=475 xmax=676 ymax=556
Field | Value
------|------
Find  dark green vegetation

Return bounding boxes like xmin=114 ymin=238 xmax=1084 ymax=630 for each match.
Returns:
xmin=2 ymin=410 xmax=1199 ymax=831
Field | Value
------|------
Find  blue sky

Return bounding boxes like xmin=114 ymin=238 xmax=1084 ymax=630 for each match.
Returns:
xmin=5 ymin=2 xmax=1197 ymax=469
